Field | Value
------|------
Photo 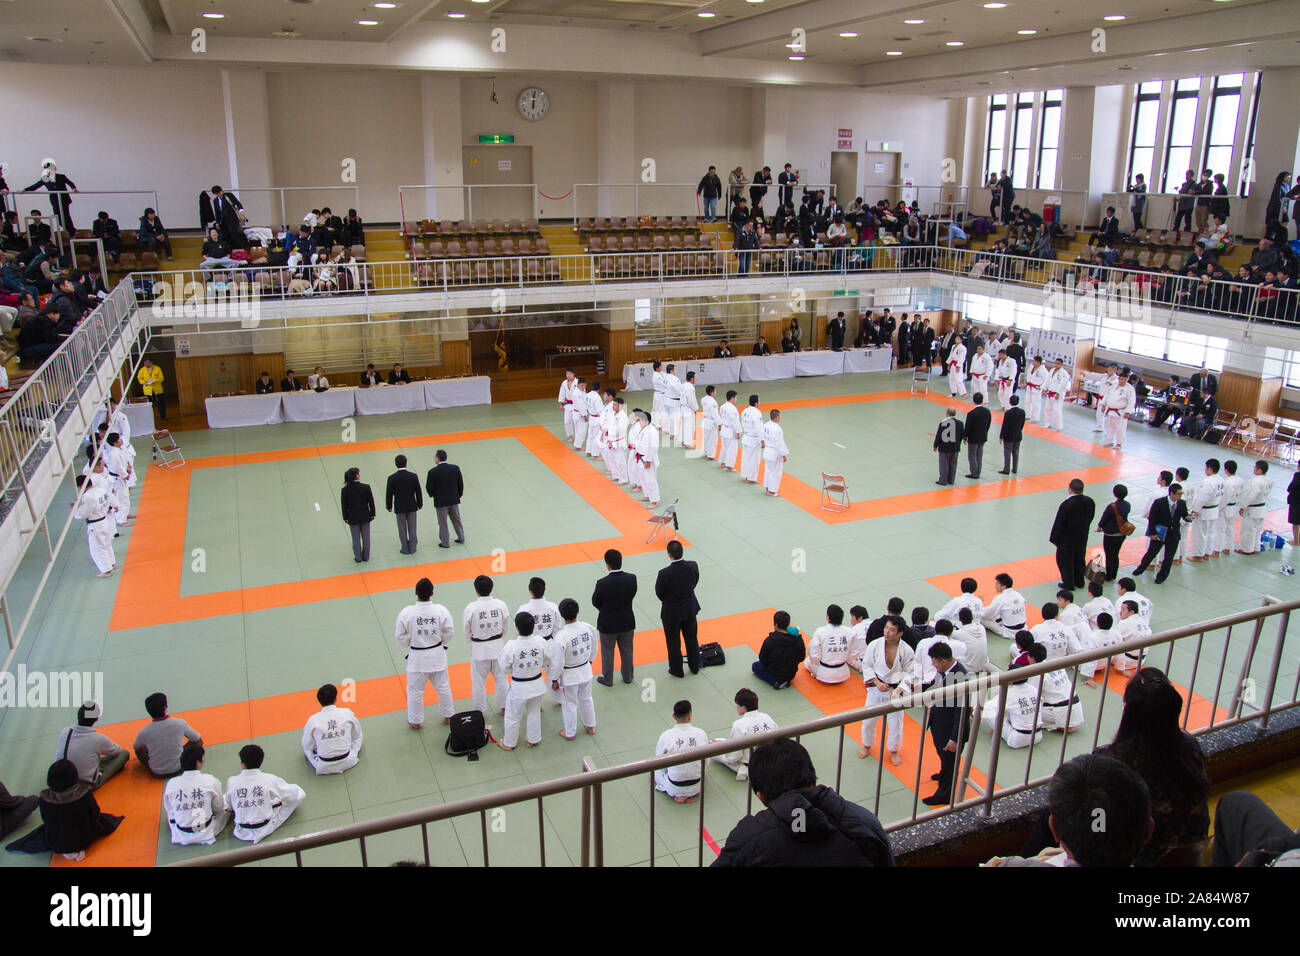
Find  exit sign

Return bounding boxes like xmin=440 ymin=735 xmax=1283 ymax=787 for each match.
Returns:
xmin=478 ymin=134 xmax=516 ymax=144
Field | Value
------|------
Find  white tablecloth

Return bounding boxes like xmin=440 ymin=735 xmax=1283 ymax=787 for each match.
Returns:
xmin=739 ymin=353 xmax=799 ymax=381
xmin=93 ymin=402 xmax=155 ymax=438
xmin=425 ymin=376 xmax=492 ymax=408
xmin=794 ymin=350 xmax=846 ymax=376
xmin=841 ymin=347 xmax=895 ymax=373
xmin=205 ymin=393 xmax=286 ymax=428
xmin=281 ymin=388 xmax=360 ymax=422
xmin=622 ymin=358 xmax=742 ymax=390
xmin=355 ymin=383 xmax=427 ymax=415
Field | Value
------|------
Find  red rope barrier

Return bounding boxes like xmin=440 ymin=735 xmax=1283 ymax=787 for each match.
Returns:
xmin=538 ymin=188 xmax=574 ymax=201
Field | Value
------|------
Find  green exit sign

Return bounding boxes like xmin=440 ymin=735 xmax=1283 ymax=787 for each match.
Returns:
xmin=478 ymin=134 xmax=516 ymax=144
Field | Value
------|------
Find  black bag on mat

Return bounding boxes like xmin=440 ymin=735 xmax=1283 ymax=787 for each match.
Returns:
xmin=445 ymin=710 xmax=491 ymax=761
xmin=699 ymin=642 xmax=726 ymax=667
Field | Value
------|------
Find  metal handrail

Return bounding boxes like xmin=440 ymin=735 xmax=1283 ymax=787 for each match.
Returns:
xmin=173 ymin=596 xmax=1299 ymax=867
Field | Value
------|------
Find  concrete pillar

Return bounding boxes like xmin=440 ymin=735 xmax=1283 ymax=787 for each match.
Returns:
xmin=595 ymin=81 xmax=636 ymax=219
xmin=1243 ymin=66 xmax=1300 ymax=236
xmin=421 ymin=74 xmax=465 ymax=221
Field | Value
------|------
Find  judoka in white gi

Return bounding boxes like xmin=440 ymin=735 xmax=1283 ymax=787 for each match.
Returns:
xmin=1042 ymin=359 xmax=1071 ymax=430
xmin=1078 ymin=612 xmax=1120 ymax=686
xmin=602 ymin=394 xmax=629 ymax=484
xmin=679 ymin=370 xmax=699 ymax=452
xmin=994 ymin=350 xmax=1018 ymax=408
xmin=805 ymin=604 xmax=854 ymax=683
xmin=710 ymin=688 xmax=776 ymax=781
xmin=102 ymin=432 xmax=133 ymax=524
xmin=650 ymin=360 xmax=666 ymax=428
xmin=163 ymin=742 xmax=230 ymax=846
xmin=519 ymin=577 xmax=562 ymax=705
xmin=72 ymin=474 xmax=115 ymax=577
xmin=847 ymin=606 xmax=870 ymax=673
xmin=1112 ymin=599 xmax=1151 ymax=673
xmin=968 ymin=345 xmax=994 ymax=402
xmin=981 ymin=668 xmax=1043 ymax=750
xmin=463 ymin=574 xmax=510 ymax=714
xmin=558 ymin=368 xmax=577 ymax=439
xmin=654 ymin=699 xmax=709 ymax=803
xmin=662 ymin=364 xmax=682 ymax=443
xmin=981 ymin=572 xmax=1027 ymax=639
xmin=953 ymin=607 xmax=989 ymax=673
xmin=496 ymin=611 xmax=549 ymax=749
xmin=1055 ymin=590 xmax=1095 ymax=650
xmin=935 ymin=577 xmax=983 ymax=627
xmin=570 ymin=378 xmax=589 ymax=451
xmin=225 ymin=744 xmax=305 ymax=844
xmin=739 ymin=394 xmax=763 ymax=484
xmin=761 ymin=409 xmax=789 ymax=497
xmin=1080 ymin=581 xmax=1117 ymax=630
xmin=1217 ymin=460 xmax=1244 ymax=554
xmin=946 ymin=340 xmax=968 ymax=397
xmin=626 ymin=411 xmax=644 ymax=492
xmin=1115 ymin=577 xmax=1153 ymax=626
xmin=1101 ymin=374 xmax=1137 ymax=449
xmin=550 ymin=598 xmax=597 ymax=739
xmin=633 ymin=410 xmax=661 ymax=506
xmin=1030 ymin=603 xmax=1083 ymax=662
xmin=1023 ymin=357 xmax=1048 ymax=422
xmin=700 ymin=385 xmax=721 ymax=461
xmin=718 ymin=391 xmax=741 ymax=470
xmin=107 ymin=403 xmax=137 ymax=490
xmin=1030 ymin=644 xmax=1085 ymax=732
xmin=594 ymin=390 xmax=614 ymax=467
xmin=1094 ymin=366 xmax=1120 ymax=432
xmin=913 ymin=620 xmax=966 ymax=690
xmin=301 ymin=683 xmax=363 ymax=774
xmin=1237 ymin=461 xmax=1273 ymax=554
xmin=584 ymin=383 xmax=605 ymax=458
xmin=857 ymin=617 xmax=915 ymax=765
xmin=397 ymin=578 xmax=456 ymax=728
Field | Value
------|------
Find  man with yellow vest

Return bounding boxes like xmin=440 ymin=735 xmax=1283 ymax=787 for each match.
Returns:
xmin=137 ymin=358 xmax=165 ymax=422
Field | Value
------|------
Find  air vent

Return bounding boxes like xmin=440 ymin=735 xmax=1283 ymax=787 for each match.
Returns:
xmin=272 ymin=29 xmax=301 ymax=38
xmin=920 ymin=29 xmax=949 ymax=36
xmin=893 ymin=36 xmax=911 ymax=41
xmin=26 ymin=36 xmax=63 ymax=42
xmin=285 ymin=0 xmax=320 ymax=5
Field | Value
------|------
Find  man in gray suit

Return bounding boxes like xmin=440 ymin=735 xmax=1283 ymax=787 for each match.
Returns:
xmin=385 ymin=454 xmax=423 ymax=554
xmin=425 ymin=450 xmax=465 ymax=549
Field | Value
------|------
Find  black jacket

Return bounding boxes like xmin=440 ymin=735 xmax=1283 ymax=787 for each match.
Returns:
xmin=386 ymin=469 xmax=423 ymax=513
xmin=1097 ymin=498 xmax=1132 ymax=535
xmin=933 ymin=416 xmax=963 ymax=454
xmin=758 ymin=630 xmax=805 ymax=683
xmin=655 ymin=559 xmax=701 ymax=623
xmin=999 ymin=406 xmax=1026 ymax=442
xmin=1144 ymin=494 xmax=1188 ymax=538
xmin=25 ymin=785 xmax=121 ymax=855
xmin=964 ymin=405 xmax=992 ymax=444
xmin=388 ymin=369 xmax=412 ymax=385
xmin=360 ymin=369 xmax=380 ymax=387
xmin=711 ymin=785 xmax=894 ymax=867
xmin=696 ymin=173 xmax=722 ymax=200
xmin=752 ymin=342 xmax=771 ymax=356
xmin=425 ymin=462 xmax=463 ymax=508
xmin=255 ymin=377 xmax=275 ymax=394
xmin=281 ymin=376 xmax=303 ymax=392
xmin=827 ymin=318 xmax=847 ymax=349
xmin=210 ymin=192 xmax=244 ymax=246
xmin=1050 ymin=494 xmax=1097 ymax=548
xmin=1189 ymin=372 xmax=1218 ymax=395
xmin=929 ymin=662 xmax=973 ymax=747
xmin=592 ymin=570 xmax=637 ymax=633
xmin=340 ymin=481 xmax=376 ymax=525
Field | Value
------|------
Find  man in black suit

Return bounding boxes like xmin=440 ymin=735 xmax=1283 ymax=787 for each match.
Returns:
xmin=255 ymin=371 xmax=275 ymax=395
xmin=389 ymin=363 xmax=412 ymax=385
xmin=1049 ymin=478 xmax=1096 ymax=589
xmin=385 ymin=454 xmax=423 ymax=554
xmin=751 ymin=336 xmax=772 ymax=356
xmin=1133 ymin=479 xmax=1189 ymax=584
xmin=1182 ymin=389 xmax=1218 ymax=439
xmin=210 ymin=185 xmax=244 ymax=249
xmin=964 ymin=393 xmax=992 ymax=479
xmin=1006 ymin=333 xmax=1026 ymax=384
xmin=933 ymin=406 xmax=963 ymax=486
xmin=713 ymin=341 xmax=734 ymax=358
xmin=997 ymin=395 xmax=1027 ymax=474
xmin=281 ymin=369 xmax=304 ymax=392
xmin=592 ymin=548 xmax=637 ymax=687
xmin=360 ymin=363 xmax=381 ymax=387
xmin=340 ymin=466 xmax=376 ymax=563
xmin=655 ymin=540 xmax=701 ymax=678
xmin=424 ymin=449 xmax=464 ymax=549
xmin=827 ymin=312 xmax=848 ymax=351
xmin=922 ymin=642 xmax=973 ymax=806
xmin=1189 ymin=366 xmax=1217 ymax=396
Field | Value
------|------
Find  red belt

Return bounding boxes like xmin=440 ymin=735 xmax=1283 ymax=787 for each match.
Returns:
xmin=1027 ymin=384 xmax=1040 ymax=390
xmin=1045 ymin=392 xmax=1058 ymax=399
xmin=998 ymin=379 xmax=1011 ymax=385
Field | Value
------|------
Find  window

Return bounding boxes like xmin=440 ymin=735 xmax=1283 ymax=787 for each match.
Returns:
xmin=1162 ymin=77 xmax=1200 ymax=192
xmin=1036 ymin=89 xmax=1063 ymax=190
xmin=1240 ymin=74 xmax=1262 ymax=197
xmin=1203 ymin=73 xmax=1243 ymax=182
xmin=1128 ymin=81 xmax=1161 ymax=189
xmin=1011 ymin=92 xmax=1034 ymax=189
xmin=635 ymin=295 xmax=758 ymax=348
xmin=986 ymin=94 xmax=1008 ymax=181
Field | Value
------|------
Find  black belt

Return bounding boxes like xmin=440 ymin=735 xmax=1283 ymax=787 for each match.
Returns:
xmin=240 ymin=818 xmax=272 ymax=829
xmin=86 ymin=516 xmax=108 ymax=524
xmin=172 ymin=818 xmax=213 ymax=834
xmin=107 ymin=472 xmax=121 ymax=478
xmin=410 ymin=643 xmax=443 ymax=651
xmin=317 ymin=751 xmax=350 ymax=762
xmin=1001 ymin=621 xmax=1026 ymax=629
xmin=471 ymin=633 xmax=503 ymax=642
xmin=869 ymin=680 xmax=900 ymax=689
xmin=668 ymin=777 xmax=700 ymax=788
xmin=1246 ymin=503 xmax=1266 ymax=509
xmin=819 ymin=660 xmax=847 ymax=668
xmin=565 ymin=662 xmax=591 ymax=669
xmin=1042 ymin=696 xmax=1081 ymax=707
xmin=512 ymin=672 xmax=543 ymax=682
xmin=1009 ymin=726 xmax=1037 ymax=736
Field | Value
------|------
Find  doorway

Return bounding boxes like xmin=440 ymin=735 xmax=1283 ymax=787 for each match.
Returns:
xmin=830 ymin=151 xmax=858 ymax=206
xmin=460 ymin=145 xmax=534 ymax=221
xmin=861 ymin=152 xmax=900 ymax=204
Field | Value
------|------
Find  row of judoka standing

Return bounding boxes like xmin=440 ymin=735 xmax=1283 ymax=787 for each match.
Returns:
xmin=559 ymin=372 xmax=664 ymax=506
xmin=72 ymin=403 xmax=137 ymax=578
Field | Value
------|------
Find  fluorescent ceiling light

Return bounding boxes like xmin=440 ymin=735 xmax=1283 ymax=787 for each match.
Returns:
xmin=839 ymin=31 xmax=858 ymax=37
xmin=788 ymin=54 xmax=804 ymax=60
xmin=201 ymin=12 xmax=225 ymax=18
xmin=1103 ymin=14 xmax=1127 ymax=20
xmin=904 ymin=18 xmax=924 ymax=24
xmin=373 ymin=2 xmax=398 ymax=8
xmin=697 ymin=11 xmax=715 ymax=16
xmin=885 ymin=50 xmax=903 ymax=55
xmin=357 ymin=18 xmax=380 ymax=25
xmin=1017 ymin=28 xmax=1037 ymax=34
xmin=446 ymin=11 xmax=466 ymax=17
xmin=984 ymin=2 xmax=1007 ymax=7
xmin=945 ymin=40 xmax=964 ymax=46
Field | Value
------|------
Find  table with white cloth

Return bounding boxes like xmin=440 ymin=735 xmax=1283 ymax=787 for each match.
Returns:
xmin=622 ymin=358 xmax=742 ymax=389
xmin=738 ymin=352 xmax=798 ymax=381
xmin=841 ymin=347 xmax=894 ymax=373
xmin=92 ymin=402 xmax=156 ymax=438
xmin=424 ymin=376 xmax=492 ymax=408
xmin=354 ymin=383 xmax=427 ymax=415
xmin=793 ymin=350 xmax=846 ymax=376
xmin=204 ymin=393 xmax=285 ymax=428
xmin=280 ymin=388 xmax=362 ymax=422
xmin=204 ymin=377 xmax=493 ymax=428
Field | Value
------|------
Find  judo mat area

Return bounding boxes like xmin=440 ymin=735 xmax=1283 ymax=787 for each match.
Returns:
xmin=1 ymin=368 xmax=1297 ymax=868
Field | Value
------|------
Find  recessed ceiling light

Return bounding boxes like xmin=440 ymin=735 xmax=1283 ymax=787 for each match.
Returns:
xmin=984 ymin=2 xmax=1007 ymax=7
xmin=373 ymin=2 xmax=398 ymax=7
xmin=1017 ymin=28 xmax=1037 ymax=34
xmin=446 ymin=11 xmax=466 ymax=17
xmin=788 ymin=54 xmax=803 ymax=60
xmin=885 ymin=50 xmax=903 ymax=55
xmin=202 ymin=12 xmax=225 ymax=18
xmin=357 ymin=18 xmax=380 ymax=25
xmin=1103 ymin=14 xmax=1126 ymax=20
xmin=839 ymin=31 xmax=858 ymax=37
xmin=945 ymin=40 xmax=964 ymax=46
xmin=697 ymin=10 xmax=715 ymax=16
xmin=904 ymin=18 xmax=925 ymax=24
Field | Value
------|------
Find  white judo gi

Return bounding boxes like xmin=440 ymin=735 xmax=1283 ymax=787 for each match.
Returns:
xmin=968 ymin=352 xmax=994 ymax=400
xmin=102 ymin=442 xmax=132 ymax=520
xmin=550 ymin=619 xmax=598 ymax=738
xmin=1218 ymin=473 xmax=1244 ymax=553
xmin=626 ymin=419 xmax=643 ymax=491
xmin=1042 ymin=367 xmax=1071 ymax=430
xmin=946 ymin=342 xmax=968 ymax=397
xmin=805 ymin=623 xmax=854 ymax=683
xmin=719 ymin=400 xmax=741 ymax=469
xmin=1117 ymin=588 xmax=1153 ymax=626
xmin=498 ymin=631 xmax=549 ymax=747
xmin=1187 ymin=473 xmax=1225 ymax=558
xmin=912 ymin=634 xmax=966 ymax=690
xmin=1112 ymin=612 xmax=1152 ymax=673
xmin=1024 ymin=362 xmax=1048 ymax=421
xmin=954 ymin=621 xmax=990 ymax=673
xmin=711 ymin=709 xmax=777 ymax=780
xmin=981 ymin=587 xmax=1027 ymax=639
xmin=571 ymin=386 xmax=589 ymax=450
xmin=108 ymin=409 xmax=137 ymax=488
xmin=860 ymin=637 xmax=915 ymax=753
xmin=225 ymin=767 xmax=305 ymax=844
xmin=1237 ymin=473 xmax=1273 ymax=554
xmin=519 ymin=596 xmax=562 ymax=704
xmin=1037 ymin=667 xmax=1085 ymax=731
xmin=1101 ymin=382 xmax=1136 ymax=449
xmin=73 ymin=484 xmax=115 ymax=575
xmin=1081 ymin=595 xmax=1117 ymax=629
xmin=603 ymin=405 xmax=629 ymax=483
xmin=584 ymin=391 xmax=605 ymax=457
xmin=663 ymin=373 xmax=682 ymax=442
xmin=463 ymin=595 xmax=510 ymax=713
xmin=936 ymin=592 xmax=984 ymax=628
xmin=982 ymin=680 xmax=1043 ymax=749
xmin=1057 ymin=603 xmax=1095 ymax=651
xmin=635 ymin=423 xmax=661 ymax=505
xmin=301 ymin=703 xmax=364 ymax=774
xmin=396 ymin=599 xmax=456 ymax=726
xmin=994 ymin=357 xmax=1018 ymax=408
xmin=700 ymin=393 xmax=721 ymax=460
xmin=1078 ymin=625 xmax=1120 ymax=680
xmin=1031 ymin=619 xmax=1083 ymax=662
xmin=654 ymin=723 xmax=709 ymax=799
xmin=761 ymin=418 xmax=788 ymax=496
xmin=163 ymin=769 xmax=230 ymax=845
xmin=558 ymin=377 xmax=576 ymax=439
xmin=739 ymin=404 xmax=763 ymax=482
xmin=679 ymin=380 xmax=698 ymax=450
xmin=650 ymin=369 xmax=666 ymax=427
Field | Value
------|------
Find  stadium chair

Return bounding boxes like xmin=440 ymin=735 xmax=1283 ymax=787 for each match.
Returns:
xmin=544 ymin=257 xmax=560 ymax=281
xmin=490 ymin=219 xmax=507 ymax=236
xmin=667 ymin=234 xmax=683 ymax=251
xmin=508 ymin=219 xmax=524 ymax=235
xmin=465 ymin=239 xmax=482 ymax=258
xmin=138 ymin=252 xmax=160 ymax=270
xmin=535 ymin=238 xmax=551 ymax=255
xmin=410 ymin=241 xmax=426 ymax=259
xmin=577 ymin=217 xmax=594 ymax=234
xmin=75 ymin=254 xmax=91 ymax=270
xmin=524 ymin=219 xmax=540 ymax=236
xmin=116 ymin=252 xmax=137 ymax=271
xmin=500 ymin=238 xmax=515 ymax=256
xmin=517 ymin=238 xmax=533 ymax=255
xmin=445 ymin=240 xmax=464 ymax=258
xmin=636 ymin=235 xmax=652 ymax=251
xmin=473 ymin=219 xmax=490 ymax=237
xmin=620 ymin=236 xmax=636 ymax=252
xmin=427 ymin=241 xmax=445 ymax=259
xmin=482 ymin=239 xmax=499 ymax=257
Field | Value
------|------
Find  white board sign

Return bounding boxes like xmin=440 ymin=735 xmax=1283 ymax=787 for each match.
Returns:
xmin=498 ymin=159 xmax=512 ymax=171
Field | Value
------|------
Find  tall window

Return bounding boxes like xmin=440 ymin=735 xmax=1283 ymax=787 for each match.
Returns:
xmin=1239 ymin=74 xmax=1262 ymax=197
xmin=1036 ymin=89 xmax=1063 ymax=189
xmin=1128 ymin=81 xmax=1161 ymax=188
xmin=986 ymin=94 xmax=1008 ymax=180
xmin=1203 ymin=73 xmax=1243 ymax=180
xmin=1162 ymin=77 xmax=1200 ymax=192
xmin=1011 ymin=92 xmax=1034 ymax=189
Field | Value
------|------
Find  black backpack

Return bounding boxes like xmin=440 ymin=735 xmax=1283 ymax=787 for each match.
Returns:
xmin=445 ymin=710 xmax=491 ymax=761
xmin=699 ymin=642 xmax=726 ymax=667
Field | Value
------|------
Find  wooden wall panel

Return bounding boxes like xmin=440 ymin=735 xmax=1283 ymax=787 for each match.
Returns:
xmin=174 ymin=353 xmax=286 ymax=417
xmin=1218 ymin=370 xmax=1284 ymax=419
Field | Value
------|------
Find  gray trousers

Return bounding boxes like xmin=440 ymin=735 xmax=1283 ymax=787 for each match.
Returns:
xmin=937 ymin=452 xmax=957 ymax=485
xmin=395 ymin=511 xmax=418 ymax=553
xmin=436 ymin=504 xmax=464 ymax=547
xmin=1002 ymin=440 xmax=1021 ymax=473
xmin=599 ymin=630 xmax=635 ymax=683
xmin=349 ymin=522 xmax=371 ymax=561
xmin=967 ymin=442 xmax=985 ymax=478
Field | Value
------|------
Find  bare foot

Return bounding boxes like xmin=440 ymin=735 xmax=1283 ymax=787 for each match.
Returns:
xmin=857 ymin=746 xmax=870 ymax=759
xmin=1086 ymin=679 xmax=1099 ymax=689
xmin=558 ymin=730 xmax=575 ymax=741
xmin=585 ymin=726 xmax=596 ymax=735
xmin=443 ymin=717 xmax=452 ymax=725
xmin=525 ymin=740 xmax=539 ymax=748
xmin=889 ymin=751 xmax=902 ymax=766
xmin=496 ymin=740 xmax=514 ymax=751
xmin=408 ymin=722 xmax=422 ymax=730
xmin=673 ymin=794 xmax=698 ymax=804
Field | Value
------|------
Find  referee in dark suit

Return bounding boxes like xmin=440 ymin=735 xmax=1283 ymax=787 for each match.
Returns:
xmin=385 ymin=454 xmax=423 ymax=554
xmin=425 ymin=450 xmax=465 ymax=549
xmin=592 ymin=548 xmax=637 ymax=686
xmin=655 ymin=540 xmax=701 ymax=678
xmin=922 ymin=643 xmax=972 ymax=806
xmin=1049 ymin=478 xmax=1096 ymax=589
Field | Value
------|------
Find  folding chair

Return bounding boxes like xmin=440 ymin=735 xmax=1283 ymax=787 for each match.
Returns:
xmin=151 ymin=429 xmax=185 ymax=469
xmin=911 ymin=365 xmax=930 ymax=395
xmin=646 ymin=498 xmax=679 ymax=543
xmin=820 ymin=473 xmax=850 ymax=512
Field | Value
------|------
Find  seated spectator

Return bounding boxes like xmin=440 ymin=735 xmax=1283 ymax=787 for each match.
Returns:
xmin=91 ymin=211 xmax=122 ymax=263
xmin=23 ymin=242 xmax=60 ymax=295
xmin=906 ymin=605 xmax=934 ymax=651
xmin=751 ymin=336 xmax=772 ymax=356
xmin=1079 ymin=611 xmax=1120 ymax=687
xmin=710 ymin=688 xmax=776 ymax=781
xmin=225 ymin=744 xmax=306 ymax=844
xmin=5 ymin=759 xmax=124 ymax=861
xmin=1028 ymin=642 xmax=1085 ymax=733
xmin=1 ymin=211 xmax=27 ymax=252
xmin=306 ymin=366 xmax=330 ymax=390
xmin=388 ymin=362 xmax=412 ymax=385
xmin=26 ymin=210 xmax=52 ymax=247
xmin=1248 ymin=237 xmax=1280 ymax=275
xmin=805 ymin=604 xmax=853 ymax=683
xmin=162 ymin=742 xmax=230 ymax=846
xmin=291 ymin=225 xmax=313 ymax=259
xmin=653 ymin=699 xmax=708 ymax=804
xmin=281 ymin=368 xmax=304 ymax=391
xmin=342 ymin=208 xmax=365 ymax=248
xmin=780 ymin=330 xmax=797 ymax=353
xmin=752 ymin=610 xmax=805 ymax=689
xmin=954 ymin=606 xmax=989 ymax=673
xmin=1212 ymin=791 xmax=1300 ymax=867
xmin=713 ymin=340 xmax=733 ymax=358
xmin=132 ymin=692 xmax=204 ymax=778
xmin=199 ymin=227 xmax=240 ymax=271
xmin=711 ymin=738 xmax=894 ymax=867
xmin=78 ymin=267 xmax=107 ymax=305
xmin=255 ymin=371 xmax=275 ymax=394
xmin=2 ymin=255 xmax=37 ymax=304
xmin=137 ymin=207 xmax=174 ymax=260
xmin=46 ymin=276 xmax=85 ymax=334
xmin=1090 ymin=206 xmax=1121 ymax=247
xmin=986 ymin=754 xmax=1153 ymax=867
xmin=360 ymin=363 xmax=380 ymax=387
xmin=17 ymin=307 xmax=63 ymax=363
xmin=53 ymin=700 xmax=127 ymax=790
xmin=301 ymin=683 xmax=364 ymax=775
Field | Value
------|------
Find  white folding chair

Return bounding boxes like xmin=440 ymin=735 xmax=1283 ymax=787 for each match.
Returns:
xmin=151 ymin=429 xmax=185 ymax=469
xmin=911 ymin=366 xmax=930 ymax=395
xmin=646 ymin=497 xmax=679 ymax=543
xmin=820 ymin=472 xmax=850 ymax=512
